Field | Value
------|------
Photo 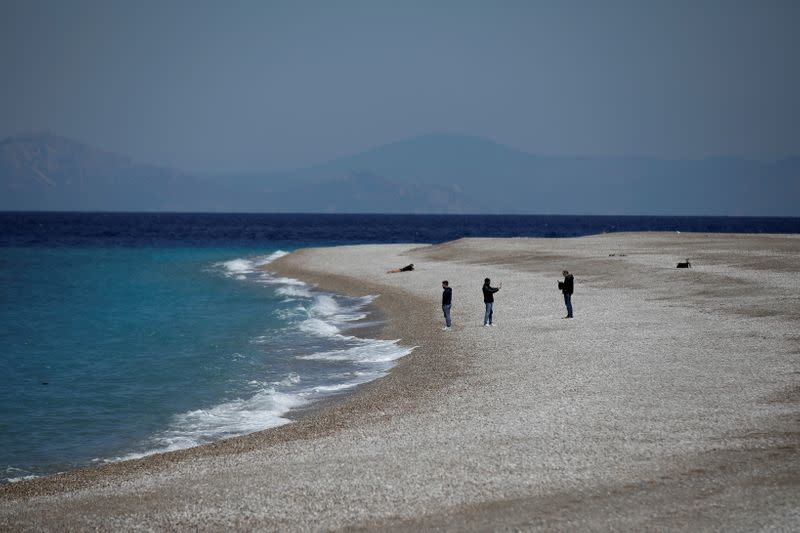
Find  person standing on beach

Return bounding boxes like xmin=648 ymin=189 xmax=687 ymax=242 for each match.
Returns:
xmin=559 ymin=270 xmax=574 ymax=318
xmin=441 ymin=280 xmax=452 ymax=330
xmin=482 ymin=278 xmax=501 ymax=326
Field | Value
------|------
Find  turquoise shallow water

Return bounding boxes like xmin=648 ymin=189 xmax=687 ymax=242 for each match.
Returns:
xmin=0 ymin=246 xmax=409 ymax=482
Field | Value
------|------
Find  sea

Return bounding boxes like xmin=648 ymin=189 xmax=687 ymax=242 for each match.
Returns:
xmin=2 ymin=212 xmax=798 ymax=483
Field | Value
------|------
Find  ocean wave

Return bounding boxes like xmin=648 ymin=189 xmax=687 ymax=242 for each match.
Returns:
xmin=299 ymin=338 xmax=414 ymax=363
xmin=164 ymin=255 xmax=403 ymax=458
xmin=155 ymin=388 xmax=305 ymax=444
xmin=311 ymin=382 xmax=362 ymax=393
xmin=101 ymin=250 xmax=412 ymax=467
xmin=299 ymin=317 xmax=342 ymax=337
xmin=4 ymin=467 xmax=39 ymax=484
xmin=220 ymin=258 xmax=256 ymax=275
xmin=103 ymin=384 xmax=308 ymax=463
xmin=215 ymin=250 xmax=289 ymax=278
xmin=296 ymin=294 xmax=376 ymax=336
xmin=255 ymin=250 xmax=289 ymax=265
xmin=5 ymin=475 xmax=39 ymax=484
xmin=276 ymin=285 xmax=313 ymax=299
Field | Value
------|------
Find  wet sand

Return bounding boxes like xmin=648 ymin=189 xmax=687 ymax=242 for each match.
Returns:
xmin=2 ymin=233 xmax=799 ymax=530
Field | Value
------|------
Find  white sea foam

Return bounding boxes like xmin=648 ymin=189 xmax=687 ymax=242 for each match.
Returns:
xmin=157 ymin=389 xmax=305 ymax=443
xmin=312 ymin=382 xmax=361 ymax=393
xmin=220 ymin=258 xmax=256 ymax=275
xmin=4 ymin=467 xmax=39 ymax=483
xmin=299 ymin=317 xmax=342 ymax=337
xmin=6 ymin=474 xmax=40 ymax=483
xmin=105 ymin=385 xmax=308 ymax=463
xmin=255 ymin=275 xmax=307 ymax=286
xmin=305 ymin=369 xmax=393 ymax=394
xmin=299 ymin=338 xmax=414 ymax=363
xmin=269 ymin=307 xmax=305 ymax=322
xmin=276 ymin=285 xmax=313 ymax=299
xmin=255 ymin=250 xmax=289 ymax=265
xmin=291 ymin=292 xmax=411 ymax=367
xmin=296 ymin=294 xmax=375 ymax=336
xmin=215 ymin=250 xmax=289 ymax=278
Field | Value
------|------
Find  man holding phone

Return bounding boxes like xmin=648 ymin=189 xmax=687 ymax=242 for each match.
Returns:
xmin=559 ymin=270 xmax=574 ymax=318
xmin=482 ymin=278 xmax=501 ymax=326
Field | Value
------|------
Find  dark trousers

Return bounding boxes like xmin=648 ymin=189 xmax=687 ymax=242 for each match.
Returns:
xmin=563 ymin=293 xmax=573 ymax=317
xmin=442 ymin=304 xmax=451 ymax=327
xmin=484 ymin=302 xmax=493 ymax=325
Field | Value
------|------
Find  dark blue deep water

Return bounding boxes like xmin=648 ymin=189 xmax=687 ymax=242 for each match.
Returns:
xmin=2 ymin=212 xmax=798 ymax=247
xmin=1 ymin=213 xmax=797 ymax=482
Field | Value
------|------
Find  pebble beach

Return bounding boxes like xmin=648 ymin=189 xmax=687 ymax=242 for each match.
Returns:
xmin=2 ymin=233 xmax=798 ymax=531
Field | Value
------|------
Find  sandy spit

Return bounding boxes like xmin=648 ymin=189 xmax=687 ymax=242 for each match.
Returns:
xmin=1 ymin=233 xmax=799 ymax=531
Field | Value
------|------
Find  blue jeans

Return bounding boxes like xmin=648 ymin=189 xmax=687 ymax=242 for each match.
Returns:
xmin=484 ymin=302 xmax=493 ymax=325
xmin=564 ymin=293 xmax=573 ymax=317
xmin=442 ymin=304 xmax=451 ymax=327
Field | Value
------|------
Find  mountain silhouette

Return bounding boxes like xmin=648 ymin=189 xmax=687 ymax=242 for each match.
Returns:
xmin=0 ymin=132 xmax=202 ymax=211
xmin=1 ymin=132 xmax=798 ymax=215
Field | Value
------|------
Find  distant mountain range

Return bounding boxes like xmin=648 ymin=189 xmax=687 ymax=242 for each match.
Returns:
xmin=0 ymin=133 xmax=204 ymax=212
xmin=1 ymin=132 xmax=798 ymax=215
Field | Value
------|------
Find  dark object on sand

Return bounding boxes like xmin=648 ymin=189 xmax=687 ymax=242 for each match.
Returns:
xmin=387 ymin=263 xmax=414 ymax=273
xmin=676 ymin=259 xmax=691 ymax=268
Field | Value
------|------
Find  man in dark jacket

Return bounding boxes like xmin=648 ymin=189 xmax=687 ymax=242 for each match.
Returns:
xmin=441 ymin=280 xmax=452 ymax=330
xmin=560 ymin=270 xmax=574 ymax=318
xmin=482 ymin=278 xmax=501 ymax=326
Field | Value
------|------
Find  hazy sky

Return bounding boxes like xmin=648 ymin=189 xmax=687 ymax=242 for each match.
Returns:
xmin=1 ymin=0 xmax=798 ymax=172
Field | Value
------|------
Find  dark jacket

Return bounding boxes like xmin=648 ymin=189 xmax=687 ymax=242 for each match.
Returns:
xmin=482 ymin=283 xmax=499 ymax=303
xmin=442 ymin=287 xmax=452 ymax=305
xmin=561 ymin=274 xmax=574 ymax=295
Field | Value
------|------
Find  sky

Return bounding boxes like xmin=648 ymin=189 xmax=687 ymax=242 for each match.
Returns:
xmin=1 ymin=0 xmax=798 ymax=173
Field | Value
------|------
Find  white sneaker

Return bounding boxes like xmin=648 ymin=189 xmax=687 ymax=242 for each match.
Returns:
xmin=442 ymin=326 xmax=450 ymax=331
xmin=483 ymin=323 xmax=488 ymax=327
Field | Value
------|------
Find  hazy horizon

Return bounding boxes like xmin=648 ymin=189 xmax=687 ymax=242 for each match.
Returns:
xmin=5 ymin=130 xmax=800 ymax=177
xmin=2 ymin=1 xmax=798 ymax=173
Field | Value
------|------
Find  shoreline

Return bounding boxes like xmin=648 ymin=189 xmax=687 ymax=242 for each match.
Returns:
xmin=252 ymin=245 xmax=465 ymax=431
xmin=2 ymin=234 xmax=798 ymax=530
xmin=0 ymin=244 xmax=452 ymax=499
